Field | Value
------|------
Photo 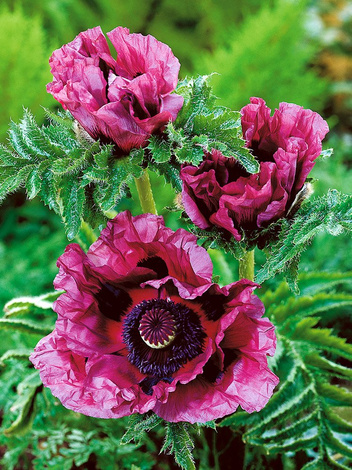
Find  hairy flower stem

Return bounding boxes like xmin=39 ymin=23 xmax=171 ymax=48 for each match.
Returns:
xmin=134 ymin=169 xmax=158 ymax=215
xmin=239 ymin=250 xmax=255 ymax=281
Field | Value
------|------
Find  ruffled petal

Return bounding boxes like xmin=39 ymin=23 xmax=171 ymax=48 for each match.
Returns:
xmin=47 ymin=26 xmax=183 ymax=153
xmin=107 ymin=27 xmax=181 ymax=93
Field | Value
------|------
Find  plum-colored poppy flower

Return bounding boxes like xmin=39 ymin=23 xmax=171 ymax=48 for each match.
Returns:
xmin=180 ymin=98 xmax=329 ymax=240
xmin=47 ymin=26 xmax=183 ymax=154
xmin=30 ymin=211 xmax=278 ymax=423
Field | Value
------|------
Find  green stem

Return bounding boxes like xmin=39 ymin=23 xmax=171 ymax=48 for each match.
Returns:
xmin=239 ymin=249 xmax=255 ymax=281
xmin=212 ymin=432 xmax=221 ymax=470
xmin=134 ymin=169 xmax=158 ymax=215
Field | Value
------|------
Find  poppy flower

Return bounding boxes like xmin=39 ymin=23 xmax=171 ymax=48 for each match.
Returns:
xmin=47 ymin=26 xmax=183 ymax=154
xmin=30 ymin=211 xmax=278 ymax=423
xmin=180 ymin=98 xmax=329 ymax=240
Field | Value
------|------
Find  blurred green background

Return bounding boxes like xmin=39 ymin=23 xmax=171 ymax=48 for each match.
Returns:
xmin=0 ymin=0 xmax=351 ymax=306
xmin=0 ymin=1 xmax=352 ymax=469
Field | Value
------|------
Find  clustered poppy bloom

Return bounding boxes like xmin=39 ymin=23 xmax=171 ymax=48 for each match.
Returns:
xmin=180 ymin=97 xmax=329 ymax=240
xmin=47 ymin=26 xmax=183 ymax=154
xmin=30 ymin=211 xmax=278 ymax=423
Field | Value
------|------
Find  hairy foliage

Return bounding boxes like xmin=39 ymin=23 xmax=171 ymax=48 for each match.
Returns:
xmin=256 ymin=190 xmax=352 ymax=287
xmin=0 ymin=76 xmax=258 ymax=244
xmin=221 ymin=273 xmax=352 ymax=469
xmin=149 ymin=75 xmax=258 ymax=184
xmin=0 ymin=110 xmax=144 ymax=239
xmin=160 ymin=422 xmax=196 ymax=470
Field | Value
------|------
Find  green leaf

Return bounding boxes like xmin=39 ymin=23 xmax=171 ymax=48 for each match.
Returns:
xmin=4 ymin=372 xmax=42 ymax=437
xmin=0 ymin=318 xmax=52 ymax=335
xmin=161 ymin=422 xmax=195 ymax=470
xmin=40 ymin=169 xmax=60 ymax=213
xmin=0 ymin=348 xmax=33 ymax=366
xmin=175 ymin=75 xmax=217 ymax=131
xmin=121 ymin=413 xmax=163 ymax=445
xmin=148 ymin=135 xmax=172 ymax=163
xmin=4 ymin=291 xmax=60 ymax=317
xmin=154 ymin=161 xmax=183 ymax=192
xmin=26 ymin=161 xmax=50 ymax=199
xmin=221 ymin=276 xmax=352 ymax=467
xmin=162 ymin=75 xmax=259 ymax=175
xmin=256 ymin=190 xmax=352 ymax=284
xmin=51 ymin=156 xmax=87 ymax=175
xmin=298 ymin=271 xmax=352 ymax=296
xmin=317 ymin=383 xmax=352 ymax=407
xmin=61 ymin=179 xmax=86 ymax=240
xmin=0 ymin=110 xmax=144 ymax=239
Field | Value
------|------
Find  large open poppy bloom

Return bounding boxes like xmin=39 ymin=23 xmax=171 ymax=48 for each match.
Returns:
xmin=47 ymin=26 xmax=183 ymax=154
xmin=180 ymin=98 xmax=329 ymax=240
xmin=30 ymin=211 xmax=278 ymax=423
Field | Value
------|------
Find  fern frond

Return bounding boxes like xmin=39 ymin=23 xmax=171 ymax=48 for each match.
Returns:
xmin=220 ymin=276 xmax=352 ymax=468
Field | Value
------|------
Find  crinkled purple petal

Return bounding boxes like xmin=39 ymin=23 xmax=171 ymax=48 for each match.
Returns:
xmin=47 ymin=26 xmax=183 ymax=153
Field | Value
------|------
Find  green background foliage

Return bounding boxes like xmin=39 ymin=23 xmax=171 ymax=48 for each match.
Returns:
xmin=0 ymin=0 xmax=352 ymax=469
xmin=198 ymin=0 xmax=328 ymax=111
xmin=0 ymin=5 xmax=55 ymax=141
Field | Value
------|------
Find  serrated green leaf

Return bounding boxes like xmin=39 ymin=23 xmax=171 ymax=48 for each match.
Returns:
xmin=155 ymin=162 xmax=182 ymax=192
xmin=298 ymin=271 xmax=352 ymax=296
xmin=0 ymin=110 xmax=141 ymax=236
xmin=61 ymin=179 xmax=86 ymax=240
xmin=325 ymin=408 xmax=352 ymax=434
xmin=93 ymin=145 xmax=113 ymax=167
xmin=121 ymin=413 xmax=163 ymax=445
xmin=26 ymin=163 xmax=47 ymax=199
xmin=175 ymin=75 xmax=217 ymax=132
xmin=0 ymin=167 xmax=23 ymax=201
xmin=161 ymin=422 xmax=195 ymax=470
xmin=44 ymin=107 xmax=74 ymax=128
xmin=247 ymin=410 xmax=318 ymax=448
xmin=0 ymin=318 xmax=52 ymax=335
xmin=271 ymin=292 xmax=352 ymax=326
xmin=4 ymin=291 xmax=60 ymax=317
xmin=291 ymin=320 xmax=352 ymax=362
xmin=223 ymin=277 xmax=352 ymax=465
xmin=325 ymin=428 xmax=352 ymax=459
xmin=305 ymin=353 xmax=352 ymax=379
xmin=0 ymin=145 xmax=24 ymax=165
xmin=0 ymin=348 xmax=33 ymax=366
xmin=9 ymin=120 xmax=35 ymax=160
xmin=40 ymin=169 xmax=60 ymax=213
xmin=256 ymin=190 xmax=352 ymax=284
xmin=166 ymin=75 xmax=260 ymax=176
xmin=148 ymin=135 xmax=172 ymax=163
xmin=51 ymin=156 xmax=87 ymax=175
xmin=317 ymin=383 xmax=352 ymax=407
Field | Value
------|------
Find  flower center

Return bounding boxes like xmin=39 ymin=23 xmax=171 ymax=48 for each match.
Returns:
xmin=123 ymin=298 xmax=205 ymax=378
xmin=138 ymin=305 xmax=177 ymax=349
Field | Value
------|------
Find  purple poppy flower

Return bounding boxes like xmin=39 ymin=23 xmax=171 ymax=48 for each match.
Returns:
xmin=30 ymin=211 xmax=278 ymax=423
xmin=47 ymin=26 xmax=183 ymax=154
xmin=180 ymin=98 xmax=329 ymax=240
